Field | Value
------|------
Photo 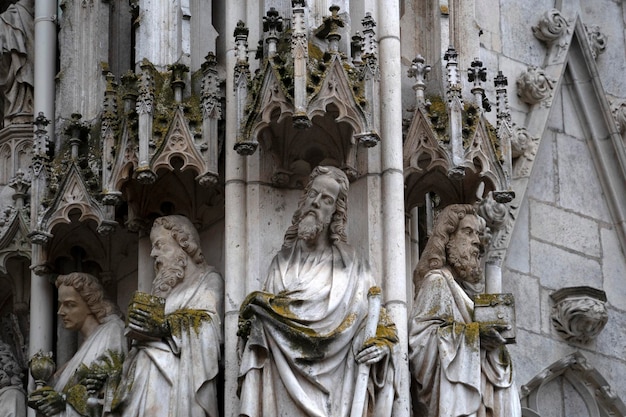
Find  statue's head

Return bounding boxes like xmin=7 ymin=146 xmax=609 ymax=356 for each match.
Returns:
xmin=0 ymin=342 xmax=23 ymax=389
xmin=150 ymin=215 xmax=206 ymax=296
xmin=283 ymin=166 xmax=349 ymax=249
xmin=415 ymin=204 xmax=485 ymax=286
xmin=55 ymin=272 xmax=117 ymax=328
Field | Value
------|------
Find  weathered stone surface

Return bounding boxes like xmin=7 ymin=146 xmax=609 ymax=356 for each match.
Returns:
xmin=530 ymin=240 xmax=602 ymax=289
xmin=601 ymin=228 xmax=626 ymax=311
xmin=503 ymin=271 xmax=540 ymax=333
xmin=530 ymin=201 xmax=600 ymax=257
xmin=505 ymin=198 xmax=531 ymax=274
xmin=557 ymin=133 xmax=613 ymax=222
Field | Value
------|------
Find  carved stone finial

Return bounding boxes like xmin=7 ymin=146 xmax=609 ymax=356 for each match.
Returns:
xmin=361 ymin=13 xmax=377 ymax=57
xmin=408 ymin=55 xmax=431 ymax=106
xmin=550 ymin=286 xmax=609 ymax=344
xmin=351 ymin=32 xmax=364 ymax=64
xmin=516 ymin=66 xmax=554 ymax=105
xmin=314 ymin=5 xmax=345 ymax=52
xmin=468 ymin=58 xmax=490 ymax=112
xmin=168 ymin=63 xmax=189 ymax=103
xmin=494 ymin=71 xmax=511 ymax=127
xmin=263 ymin=8 xmax=283 ymax=57
xmin=65 ymin=113 xmax=90 ymax=160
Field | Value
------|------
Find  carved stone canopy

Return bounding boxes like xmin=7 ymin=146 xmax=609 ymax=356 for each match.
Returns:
xmin=233 ymin=6 xmax=379 ymax=185
xmin=550 ymin=286 xmax=609 ymax=344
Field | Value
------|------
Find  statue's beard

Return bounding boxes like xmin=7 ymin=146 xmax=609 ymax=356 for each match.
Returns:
xmin=152 ymin=249 xmax=187 ymax=297
xmin=297 ymin=212 xmax=326 ymax=243
xmin=447 ymin=242 xmax=482 ymax=284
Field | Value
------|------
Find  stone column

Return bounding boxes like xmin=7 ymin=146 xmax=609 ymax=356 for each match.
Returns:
xmin=224 ymin=2 xmax=247 ymax=416
xmin=377 ymin=0 xmax=410 ymax=415
xmin=33 ymin=0 xmax=56 ymax=146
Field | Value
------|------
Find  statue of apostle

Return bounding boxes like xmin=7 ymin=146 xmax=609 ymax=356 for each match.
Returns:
xmin=408 ymin=204 xmax=521 ymax=417
xmin=238 ymin=165 xmax=398 ymax=417
xmin=111 ymin=214 xmax=223 ymax=417
xmin=28 ymin=272 xmax=127 ymax=417
xmin=0 ymin=0 xmax=34 ymax=125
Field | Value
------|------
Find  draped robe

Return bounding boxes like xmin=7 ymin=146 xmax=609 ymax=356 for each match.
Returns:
xmin=52 ymin=315 xmax=127 ymax=417
xmin=238 ymin=242 xmax=396 ymax=417
xmin=408 ymin=268 xmax=521 ymax=417
xmin=114 ymin=268 xmax=222 ymax=417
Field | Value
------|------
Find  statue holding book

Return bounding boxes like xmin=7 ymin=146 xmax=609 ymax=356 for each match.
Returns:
xmin=110 ymin=215 xmax=223 ymax=417
xmin=408 ymin=204 xmax=521 ymax=417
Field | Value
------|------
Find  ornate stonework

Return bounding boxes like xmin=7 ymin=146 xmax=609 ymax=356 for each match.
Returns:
xmin=516 ymin=66 xmax=555 ymax=106
xmin=550 ymin=287 xmax=609 ymax=344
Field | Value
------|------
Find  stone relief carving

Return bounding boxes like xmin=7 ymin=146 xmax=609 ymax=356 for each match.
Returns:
xmin=0 ymin=341 xmax=26 ymax=417
xmin=516 ymin=66 xmax=554 ymax=106
xmin=584 ymin=24 xmax=607 ymax=60
xmin=27 ymin=273 xmax=127 ymax=417
xmin=532 ymin=9 xmax=570 ymax=46
xmin=611 ymin=99 xmax=626 ymax=138
xmin=238 ymin=166 xmax=397 ymax=417
xmin=409 ymin=204 xmax=521 ymax=417
xmin=0 ymin=0 xmax=34 ymax=126
xmin=520 ymin=352 xmax=626 ymax=417
xmin=110 ymin=215 xmax=223 ymax=417
xmin=511 ymin=126 xmax=540 ymax=178
xmin=550 ymin=286 xmax=608 ymax=344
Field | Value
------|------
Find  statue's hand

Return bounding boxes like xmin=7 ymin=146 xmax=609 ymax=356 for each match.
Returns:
xmin=355 ymin=339 xmax=390 ymax=365
xmin=479 ymin=323 xmax=509 ymax=351
xmin=127 ymin=307 xmax=170 ymax=338
xmin=28 ymin=387 xmax=66 ymax=416
xmin=84 ymin=370 xmax=108 ymax=393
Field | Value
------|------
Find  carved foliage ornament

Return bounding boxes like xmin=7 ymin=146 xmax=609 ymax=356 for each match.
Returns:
xmin=532 ymin=9 xmax=570 ymax=46
xmin=516 ymin=66 xmax=554 ymax=105
xmin=550 ymin=286 xmax=608 ymax=344
xmin=611 ymin=99 xmax=626 ymax=136
xmin=584 ymin=24 xmax=607 ymax=60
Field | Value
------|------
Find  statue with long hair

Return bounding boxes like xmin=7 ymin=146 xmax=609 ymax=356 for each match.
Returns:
xmin=111 ymin=215 xmax=223 ymax=417
xmin=409 ymin=204 xmax=521 ymax=417
xmin=238 ymin=166 xmax=397 ymax=417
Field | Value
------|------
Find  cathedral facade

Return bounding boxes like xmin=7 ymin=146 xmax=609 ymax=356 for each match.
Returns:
xmin=0 ymin=0 xmax=625 ymax=416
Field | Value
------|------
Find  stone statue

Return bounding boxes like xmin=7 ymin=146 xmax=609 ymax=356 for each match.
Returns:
xmin=0 ymin=341 xmax=26 ymax=417
xmin=0 ymin=0 xmax=34 ymax=125
xmin=110 ymin=214 xmax=223 ymax=417
xmin=28 ymin=272 xmax=127 ymax=417
xmin=408 ymin=204 xmax=521 ymax=417
xmin=238 ymin=165 xmax=398 ymax=417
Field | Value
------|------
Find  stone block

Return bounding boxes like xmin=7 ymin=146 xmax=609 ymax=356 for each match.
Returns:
xmin=530 ymin=240 xmax=602 ymax=289
xmin=503 ymin=271 xmax=541 ymax=333
xmin=530 ymin=201 xmax=600 ymax=257
xmin=557 ymin=133 xmax=612 ymax=222
xmin=594 ymin=305 xmax=626 ymax=362
xmin=505 ymin=198 xmax=530 ymax=273
xmin=602 ymin=228 xmax=626 ymax=311
xmin=527 ymin=131 xmax=556 ymax=203
xmin=500 ymin=0 xmax=546 ymax=67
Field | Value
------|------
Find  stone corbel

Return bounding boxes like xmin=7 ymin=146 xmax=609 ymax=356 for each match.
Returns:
xmin=532 ymin=9 xmax=570 ymax=61
xmin=516 ymin=66 xmax=555 ymax=106
xmin=550 ymin=286 xmax=609 ymax=344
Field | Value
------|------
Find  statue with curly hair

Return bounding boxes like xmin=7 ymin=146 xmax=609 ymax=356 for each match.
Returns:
xmin=238 ymin=166 xmax=398 ymax=417
xmin=408 ymin=204 xmax=521 ymax=417
xmin=111 ymin=214 xmax=223 ymax=417
xmin=0 ymin=341 xmax=26 ymax=417
xmin=28 ymin=272 xmax=127 ymax=417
